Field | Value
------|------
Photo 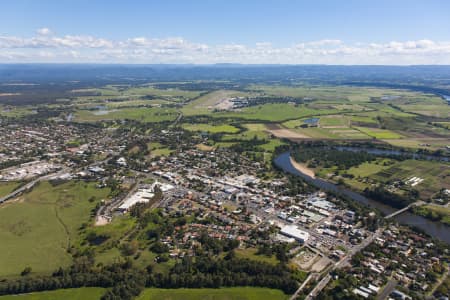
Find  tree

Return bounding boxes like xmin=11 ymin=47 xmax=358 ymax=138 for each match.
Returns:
xmin=20 ymin=267 xmax=32 ymax=276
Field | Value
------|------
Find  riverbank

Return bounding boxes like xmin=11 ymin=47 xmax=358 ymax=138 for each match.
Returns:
xmin=273 ymin=151 xmax=450 ymax=243
xmin=289 ymin=157 xmax=315 ymax=178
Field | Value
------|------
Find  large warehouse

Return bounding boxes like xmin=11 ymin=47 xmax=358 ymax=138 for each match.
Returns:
xmin=280 ymin=225 xmax=310 ymax=243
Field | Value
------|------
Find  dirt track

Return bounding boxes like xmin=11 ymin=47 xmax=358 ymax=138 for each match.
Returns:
xmin=265 ymin=123 xmax=310 ymax=139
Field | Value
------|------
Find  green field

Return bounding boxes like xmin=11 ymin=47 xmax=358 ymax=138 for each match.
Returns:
xmin=234 ymin=248 xmax=279 ymax=265
xmin=183 ymin=123 xmax=240 ymax=134
xmin=147 ymin=142 xmax=173 ymax=157
xmin=0 ymin=181 xmax=110 ymax=277
xmin=0 ymin=181 xmax=21 ymax=198
xmin=355 ymin=127 xmax=403 ymax=139
xmin=221 ymin=123 xmax=269 ymax=141
xmin=73 ymin=85 xmax=202 ymax=103
xmin=347 ymin=160 xmax=392 ymax=178
xmin=319 ymin=115 xmax=349 ymax=127
xmin=125 ymin=86 xmax=203 ymax=101
xmin=0 ymin=288 xmax=105 ymax=300
xmin=75 ymin=107 xmax=178 ymax=123
xmin=0 ymin=106 xmax=37 ymax=118
xmin=246 ymin=85 xmax=408 ymax=103
xmin=136 ymin=287 xmax=289 ymax=300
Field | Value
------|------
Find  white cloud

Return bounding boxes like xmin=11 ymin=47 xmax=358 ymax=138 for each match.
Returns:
xmin=36 ymin=27 xmax=52 ymax=36
xmin=0 ymin=28 xmax=449 ymax=64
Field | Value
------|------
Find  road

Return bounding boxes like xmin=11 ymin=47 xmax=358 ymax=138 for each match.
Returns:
xmin=384 ymin=200 xmax=425 ymax=219
xmin=290 ymin=273 xmax=316 ymax=300
xmin=305 ymin=228 xmax=383 ymax=299
xmin=377 ymin=279 xmax=397 ymax=300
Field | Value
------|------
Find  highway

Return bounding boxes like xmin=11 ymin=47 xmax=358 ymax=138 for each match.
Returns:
xmin=0 ymin=168 xmax=69 ymax=204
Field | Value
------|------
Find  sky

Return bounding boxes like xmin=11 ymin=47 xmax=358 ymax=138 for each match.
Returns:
xmin=0 ymin=0 xmax=450 ymax=64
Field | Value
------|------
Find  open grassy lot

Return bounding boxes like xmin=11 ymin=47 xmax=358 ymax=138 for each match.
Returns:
xmin=147 ymin=142 xmax=173 ymax=157
xmin=75 ymin=107 xmax=178 ymax=123
xmin=183 ymin=123 xmax=240 ymax=134
xmin=0 ymin=288 xmax=105 ymax=300
xmin=0 ymin=106 xmax=37 ymax=118
xmin=0 ymin=181 xmax=21 ymax=198
xmin=136 ymin=287 xmax=289 ymax=300
xmin=73 ymin=85 xmax=202 ymax=102
xmin=347 ymin=159 xmax=393 ymax=178
xmin=125 ymin=86 xmax=203 ymax=101
xmin=292 ymin=127 xmax=340 ymax=139
xmin=221 ymin=123 xmax=269 ymax=141
xmin=259 ymin=139 xmax=287 ymax=152
xmin=0 ymin=181 xmax=110 ymax=277
xmin=399 ymin=104 xmax=450 ymax=118
xmin=215 ymin=103 xmax=337 ymax=122
xmin=349 ymin=114 xmax=379 ymax=124
xmin=104 ymin=99 xmax=169 ymax=108
xmin=355 ymin=126 xmax=404 ymax=139
xmin=247 ymin=85 xmax=421 ymax=103
xmin=89 ymin=215 xmax=137 ymax=255
xmin=319 ymin=115 xmax=350 ymax=127
xmin=234 ymin=248 xmax=279 ymax=265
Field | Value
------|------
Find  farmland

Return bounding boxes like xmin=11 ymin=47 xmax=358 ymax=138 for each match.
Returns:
xmin=0 ymin=73 xmax=449 ymax=300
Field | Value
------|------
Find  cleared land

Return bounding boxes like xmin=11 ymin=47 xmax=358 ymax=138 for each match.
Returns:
xmin=354 ymin=127 xmax=403 ymax=139
xmin=183 ymin=123 xmax=240 ymax=134
xmin=0 ymin=288 xmax=105 ymax=300
xmin=75 ymin=107 xmax=178 ymax=123
xmin=136 ymin=287 xmax=289 ymax=300
xmin=234 ymin=248 xmax=279 ymax=265
xmin=266 ymin=124 xmax=310 ymax=139
xmin=0 ymin=181 xmax=21 ymax=198
xmin=0 ymin=181 xmax=110 ymax=277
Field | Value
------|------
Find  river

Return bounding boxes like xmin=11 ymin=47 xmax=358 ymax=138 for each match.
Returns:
xmin=335 ymin=146 xmax=449 ymax=162
xmin=274 ymin=152 xmax=450 ymax=243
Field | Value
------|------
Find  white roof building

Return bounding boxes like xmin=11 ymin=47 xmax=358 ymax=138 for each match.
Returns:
xmin=280 ymin=225 xmax=310 ymax=243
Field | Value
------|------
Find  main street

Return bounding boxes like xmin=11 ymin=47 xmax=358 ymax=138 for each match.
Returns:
xmin=305 ymin=228 xmax=383 ymax=299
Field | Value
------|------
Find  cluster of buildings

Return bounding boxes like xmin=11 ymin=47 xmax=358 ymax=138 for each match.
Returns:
xmin=118 ymin=181 xmax=174 ymax=212
xmin=145 ymin=146 xmax=371 ymax=260
xmin=343 ymin=224 xmax=448 ymax=299
xmin=0 ymin=161 xmax=60 ymax=180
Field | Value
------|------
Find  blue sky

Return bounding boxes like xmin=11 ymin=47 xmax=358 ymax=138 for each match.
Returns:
xmin=0 ymin=0 xmax=449 ymax=64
